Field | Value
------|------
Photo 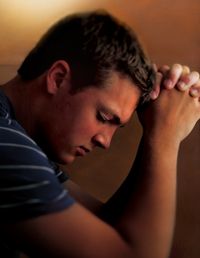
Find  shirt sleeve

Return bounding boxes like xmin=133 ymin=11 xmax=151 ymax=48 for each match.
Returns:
xmin=0 ymin=118 xmax=75 ymax=222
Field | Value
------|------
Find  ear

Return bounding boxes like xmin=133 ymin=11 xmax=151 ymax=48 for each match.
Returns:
xmin=46 ymin=60 xmax=71 ymax=95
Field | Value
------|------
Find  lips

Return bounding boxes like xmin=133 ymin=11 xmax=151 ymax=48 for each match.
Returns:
xmin=75 ymin=146 xmax=90 ymax=156
xmin=81 ymin=146 xmax=90 ymax=153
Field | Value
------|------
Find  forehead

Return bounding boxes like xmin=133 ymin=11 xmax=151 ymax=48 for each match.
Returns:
xmin=96 ymin=72 xmax=141 ymax=123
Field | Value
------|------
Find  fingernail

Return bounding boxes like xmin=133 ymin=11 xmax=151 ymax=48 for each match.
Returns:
xmin=150 ymin=91 xmax=158 ymax=100
xmin=190 ymin=88 xmax=199 ymax=97
xmin=177 ymin=81 xmax=187 ymax=90
xmin=163 ymin=79 xmax=172 ymax=89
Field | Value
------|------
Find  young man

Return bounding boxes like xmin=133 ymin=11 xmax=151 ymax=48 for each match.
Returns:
xmin=0 ymin=10 xmax=200 ymax=258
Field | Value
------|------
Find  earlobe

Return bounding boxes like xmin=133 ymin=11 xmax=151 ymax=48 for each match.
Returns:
xmin=46 ymin=60 xmax=71 ymax=95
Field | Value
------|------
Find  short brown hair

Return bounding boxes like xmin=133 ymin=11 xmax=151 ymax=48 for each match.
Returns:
xmin=18 ymin=10 xmax=155 ymax=104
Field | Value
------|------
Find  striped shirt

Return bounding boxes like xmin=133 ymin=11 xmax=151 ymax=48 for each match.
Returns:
xmin=0 ymin=89 xmax=75 ymax=257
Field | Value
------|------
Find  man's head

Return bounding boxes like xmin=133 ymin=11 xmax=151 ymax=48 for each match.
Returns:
xmin=31 ymin=69 xmax=141 ymax=164
xmin=18 ymin=10 xmax=155 ymax=104
xmin=16 ymin=10 xmax=155 ymax=164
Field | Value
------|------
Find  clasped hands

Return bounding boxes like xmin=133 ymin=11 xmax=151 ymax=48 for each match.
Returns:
xmin=138 ymin=64 xmax=200 ymax=144
xmin=150 ymin=64 xmax=200 ymax=99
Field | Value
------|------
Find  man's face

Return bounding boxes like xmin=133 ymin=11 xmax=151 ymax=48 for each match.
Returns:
xmin=38 ymin=72 xmax=141 ymax=164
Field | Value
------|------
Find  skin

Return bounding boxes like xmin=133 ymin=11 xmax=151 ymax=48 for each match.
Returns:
xmin=150 ymin=63 xmax=200 ymax=99
xmin=1 ymin=61 xmax=200 ymax=258
xmin=3 ymin=61 xmax=141 ymax=165
xmin=37 ymin=64 xmax=141 ymax=165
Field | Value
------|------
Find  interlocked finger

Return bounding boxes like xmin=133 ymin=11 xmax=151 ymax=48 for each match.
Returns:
xmin=162 ymin=64 xmax=183 ymax=89
xmin=177 ymin=71 xmax=200 ymax=91
xmin=157 ymin=65 xmax=170 ymax=75
xmin=182 ymin=65 xmax=190 ymax=76
xmin=189 ymin=79 xmax=200 ymax=98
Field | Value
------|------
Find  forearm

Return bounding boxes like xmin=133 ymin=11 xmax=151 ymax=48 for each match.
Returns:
xmin=99 ymin=65 xmax=200 ymax=257
xmin=99 ymin=134 xmax=179 ymax=258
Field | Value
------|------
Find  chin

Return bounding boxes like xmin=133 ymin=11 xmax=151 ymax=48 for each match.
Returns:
xmin=44 ymin=146 xmax=76 ymax=165
xmin=56 ymin=153 xmax=76 ymax=165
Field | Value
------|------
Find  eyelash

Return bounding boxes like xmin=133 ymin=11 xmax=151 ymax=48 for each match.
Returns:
xmin=97 ymin=112 xmax=109 ymax=123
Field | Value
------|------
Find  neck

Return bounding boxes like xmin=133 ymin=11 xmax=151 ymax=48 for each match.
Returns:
xmin=1 ymin=75 xmax=44 ymax=138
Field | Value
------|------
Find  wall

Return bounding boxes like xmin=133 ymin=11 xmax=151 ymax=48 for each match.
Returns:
xmin=0 ymin=1 xmax=199 ymax=257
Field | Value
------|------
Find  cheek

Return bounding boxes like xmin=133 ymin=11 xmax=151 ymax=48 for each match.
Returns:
xmin=70 ymin=115 xmax=99 ymax=139
xmin=73 ymin=121 xmax=97 ymax=137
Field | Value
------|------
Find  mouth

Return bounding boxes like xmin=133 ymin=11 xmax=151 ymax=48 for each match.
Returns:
xmin=75 ymin=146 xmax=90 ymax=156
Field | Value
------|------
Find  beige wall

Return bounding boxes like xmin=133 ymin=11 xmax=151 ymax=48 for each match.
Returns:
xmin=0 ymin=1 xmax=200 ymax=257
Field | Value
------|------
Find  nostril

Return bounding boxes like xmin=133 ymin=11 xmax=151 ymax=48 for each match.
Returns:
xmin=92 ymin=139 xmax=105 ymax=149
xmin=92 ymin=133 xmax=112 ymax=150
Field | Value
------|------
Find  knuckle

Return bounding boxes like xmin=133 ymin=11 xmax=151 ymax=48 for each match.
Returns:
xmin=177 ymin=81 xmax=187 ymax=91
xmin=191 ymin=71 xmax=200 ymax=79
xmin=182 ymin=65 xmax=190 ymax=75
xmin=172 ymin=63 xmax=183 ymax=72
xmin=183 ymin=71 xmax=199 ymax=85
xmin=189 ymin=88 xmax=200 ymax=98
xmin=170 ymin=64 xmax=183 ymax=80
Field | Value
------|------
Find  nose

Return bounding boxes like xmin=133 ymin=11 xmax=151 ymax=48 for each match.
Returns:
xmin=92 ymin=128 xmax=116 ymax=150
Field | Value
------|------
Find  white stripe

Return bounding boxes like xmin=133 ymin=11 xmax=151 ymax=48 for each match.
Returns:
xmin=52 ymin=189 xmax=67 ymax=202
xmin=0 ymin=143 xmax=47 ymax=158
xmin=0 ymin=199 xmax=42 ymax=208
xmin=0 ymin=126 xmax=36 ymax=145
xmin=0 ymin=165 xmax=54 ymax=174
xmin=0 ymin=191 xmax=68 ymax=208
xmin=0 ymin=180 xmax=50 ymax=191
xmin=55 ymin=170 xmax=63 ymax=177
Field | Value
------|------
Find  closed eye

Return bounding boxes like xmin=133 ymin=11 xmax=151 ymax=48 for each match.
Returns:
xmin=97 ymin=110 xmax=125 ymax=128
xmin=96 ymin=111 xmax=109 ymax=124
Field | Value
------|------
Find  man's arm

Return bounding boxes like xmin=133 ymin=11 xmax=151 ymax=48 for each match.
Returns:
xmin=2 ymin=66 xmax=200 ymax=258
xmin=98 ymin=64 xmax=200 ymax=257
xmin=99 ymin=130 xmax=179 ymax=258
xmin=65 ymin=179 xmax=103 ymax=213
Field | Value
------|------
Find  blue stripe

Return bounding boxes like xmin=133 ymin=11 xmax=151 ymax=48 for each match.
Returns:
xmin=0 ymin=126 xmax=37 ymax=145
xmin=0 ymin=180 xmax=50 ymax=191
xmin=0 ymin=143 xmax=47 ymax=158
xmin=0 ymin=165 xmax=55 ymax=174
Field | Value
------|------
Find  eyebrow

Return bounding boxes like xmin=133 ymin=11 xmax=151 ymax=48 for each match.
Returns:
xmin=101 ymin=107 xmax=126 ymax=128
